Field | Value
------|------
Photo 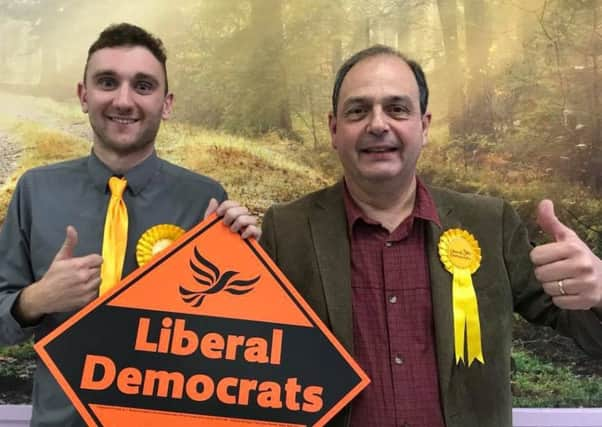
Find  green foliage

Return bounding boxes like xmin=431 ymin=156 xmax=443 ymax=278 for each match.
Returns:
xmin=511 ymin=349 xmax=602 ymax=407
xmin=0 ymin=341 xmax=35 ymax=379
xmin=0 ymin=341 xmax=35 ymax=359
xmin=419 ymin=125 xmax=602 ymax=251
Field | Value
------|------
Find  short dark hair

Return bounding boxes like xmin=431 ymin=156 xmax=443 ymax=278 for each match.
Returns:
xmin=84 ymin=23 xmax=169 ymax=93
xmin=332 ymin=45 xmax=429 ymax=116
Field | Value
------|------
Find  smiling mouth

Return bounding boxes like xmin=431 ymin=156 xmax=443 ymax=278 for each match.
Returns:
xmin=108 ymin=116 xmax=139 ymax=125
xmin=360 ymin=147 xmax=398 ymax=153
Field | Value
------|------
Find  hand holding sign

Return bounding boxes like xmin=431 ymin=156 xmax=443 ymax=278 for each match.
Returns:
xmin=204 ymin=198 xmax=261 ymax=240
xmin=529 ymin=200 xmax=602 ymax=309
xmin=15 ymin=226 xmax=103 ymax=324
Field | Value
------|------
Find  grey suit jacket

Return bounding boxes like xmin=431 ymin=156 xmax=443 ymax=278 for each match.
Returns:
xmin=260 ymin=181 xmax=602 ymax=427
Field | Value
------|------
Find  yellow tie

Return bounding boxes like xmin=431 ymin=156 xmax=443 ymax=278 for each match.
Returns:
xmin=100 ymin=177 xmax=128 ymax=295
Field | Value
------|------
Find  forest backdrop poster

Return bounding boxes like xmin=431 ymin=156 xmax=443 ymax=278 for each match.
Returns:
xmin=0 ymin=0 xmax=601 ymax=408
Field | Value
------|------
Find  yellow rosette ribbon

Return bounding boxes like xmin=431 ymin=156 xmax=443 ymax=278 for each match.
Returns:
xmin=136 ymin=224 xmax=185 ymax=267
xmin=438 ymin=228 xmax=484 ymax=366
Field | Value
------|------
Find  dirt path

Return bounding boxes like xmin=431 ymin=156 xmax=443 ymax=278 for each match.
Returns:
xmin=0 ymin=91 xmax=91 ymax=185
xmin=0 ymin=132 xmax=21 ymax=186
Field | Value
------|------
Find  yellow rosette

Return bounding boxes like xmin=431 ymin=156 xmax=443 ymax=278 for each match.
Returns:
xmin=438 ymin=228 xmax=484 ymax=366
xmin=136 ymin=224 xmax=185 ymax=267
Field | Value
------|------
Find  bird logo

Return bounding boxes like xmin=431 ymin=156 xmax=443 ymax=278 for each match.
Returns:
xmin=179 ymin=246 xmax=259 ymax=307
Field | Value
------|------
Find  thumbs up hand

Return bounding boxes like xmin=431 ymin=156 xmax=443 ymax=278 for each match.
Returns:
xmin=14 ymin=226 xmax=103 ymax=325
xmin=530 ymin=200 xmax=602 ymax=310
xmin=53 ymin=224 xmax=79 ymax=261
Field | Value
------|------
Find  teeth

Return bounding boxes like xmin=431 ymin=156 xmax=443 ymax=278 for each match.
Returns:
xmin=365 ymin=147 xmax=394 ymax=152
xmin=110 ymin=117 xmax=137 ymax=124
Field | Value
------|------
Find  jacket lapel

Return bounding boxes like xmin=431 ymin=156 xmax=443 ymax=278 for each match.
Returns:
xmin=308 ymin=182 xmax=354 ymax=353
xmin=305 ymin=183 xmax=463 ymax=388
xmin=427 ymin=187 xmax=465 ymax=399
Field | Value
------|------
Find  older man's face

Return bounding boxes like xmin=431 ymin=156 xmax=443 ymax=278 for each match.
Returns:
xmin=329 ymin=55 xmax=430 ymax=191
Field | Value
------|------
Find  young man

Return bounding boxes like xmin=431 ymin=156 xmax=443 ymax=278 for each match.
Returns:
xmin=260 ymin=45 xmax=602 ymax=427
xmin=0 ymin=23 xmax=259 ymax=426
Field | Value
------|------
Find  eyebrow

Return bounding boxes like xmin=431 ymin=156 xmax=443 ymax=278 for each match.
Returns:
xmin=342 ymin=95 xmax=414 ymax=109
xmin=133 ymin=73 xmax=159 ymax=85
xmin=342 ymin=96 xmax=369 ymax=108
xmin=90 ymin=70 xmax=117 ymax=80
xmin=91 ymin=70 xmax=160 ymax=85
xmin=384 ymin=95 xmax=414 ymax=106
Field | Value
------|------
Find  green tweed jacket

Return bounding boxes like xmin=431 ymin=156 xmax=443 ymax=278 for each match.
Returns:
xmin=260 ymin=181 xmax=602 ymax=427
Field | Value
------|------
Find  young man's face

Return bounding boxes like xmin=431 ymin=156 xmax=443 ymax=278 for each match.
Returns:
xmin=78 ymin=46 xmax=173 ymax=158
xmin=329 ymin=55 xmax=430 ymax=190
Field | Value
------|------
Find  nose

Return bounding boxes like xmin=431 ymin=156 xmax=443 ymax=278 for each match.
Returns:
xmin=113 ymin=84 xmax=134 ymax=111
xmin=366 ymin=106 xmax=389 ymax=136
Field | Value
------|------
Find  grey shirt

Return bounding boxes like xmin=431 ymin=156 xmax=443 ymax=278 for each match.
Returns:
xmin=0 ymin=151 xmax=226 ymax=426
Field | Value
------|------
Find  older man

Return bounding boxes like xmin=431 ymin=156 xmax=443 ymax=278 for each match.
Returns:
xmin=260 ymin=45 xmax=602 ymax=427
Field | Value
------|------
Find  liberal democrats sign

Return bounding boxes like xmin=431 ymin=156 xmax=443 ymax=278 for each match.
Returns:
xmin=35 ymin=215 xmax=370 ymax=426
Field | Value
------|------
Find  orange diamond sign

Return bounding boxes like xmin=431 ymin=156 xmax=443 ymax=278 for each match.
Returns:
xmin=35 ymin=215 xmax=370 ymax=426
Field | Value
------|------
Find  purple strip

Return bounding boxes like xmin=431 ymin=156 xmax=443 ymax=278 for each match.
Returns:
xmin=0 ymin=406 xmax=601 ymax=426
xmin=513 ymin=408 xmax=602 ymax=426
xmin=0 ymin=405 xmax=32 ymax=427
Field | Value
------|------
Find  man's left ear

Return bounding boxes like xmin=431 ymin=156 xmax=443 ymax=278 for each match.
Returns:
xmin=162 ymin=93 xmax=174 ymax=119
xmin=421 ymin=112 xmax=432 ymax=145
xmin=328 ymin=112 xmax=337 ymax=149
xmin=77 ymin=82 xmax=88 ymax=113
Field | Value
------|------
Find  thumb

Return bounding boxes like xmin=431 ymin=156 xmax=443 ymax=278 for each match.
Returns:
xmin=203 ymin=198 xmax=219 ymax=219
xmin=54 ymin=226 xmax=78 ymax=261
xmin=536 ymin=199 xmax=574 ymax=241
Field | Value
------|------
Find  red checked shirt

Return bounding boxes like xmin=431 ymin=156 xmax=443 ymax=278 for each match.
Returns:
xmin=344 ymin=178 xmax=446 ymax=427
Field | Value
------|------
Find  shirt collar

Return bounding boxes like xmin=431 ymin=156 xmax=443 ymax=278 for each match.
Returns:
xmin=87 ymin=150 xmax=161 ymax=195
xmin=343 ymin=176 xmax=442 ymax=236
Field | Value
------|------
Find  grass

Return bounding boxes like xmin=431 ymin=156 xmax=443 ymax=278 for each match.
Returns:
xmin=512 ymin=349 xmax=602 ymax=407
xmin=155 ymin=122 xmax=334 ymax=214
xmin=0 ymin=342 xmax=36 ymax=360
xmin=0 ymin=341 xmax=36 ymax=380
xmin=0 ymin=120 xmax=89 ymax=223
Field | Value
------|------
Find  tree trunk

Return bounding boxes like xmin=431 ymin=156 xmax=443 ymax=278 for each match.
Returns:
xmin=436 ymin=0 xmax=466 ymax=139
xmin=464 ymin=0 xmax=494 ymax=137
xmin=244 ymin=0 xmax=292 ymax=135
xmin=588 ymin=0 xmax=602 ymax=192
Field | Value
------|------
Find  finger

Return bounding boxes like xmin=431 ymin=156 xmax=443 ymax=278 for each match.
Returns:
xmin=551 ymin=295 xmax=593 ymax=310
xmin=541 ymin=280 xmax=575 ymax=297
xmin=77 ymin=254 xmax=104 ymax=269
xmin=203 ymin=198 xmax=219 ymax=219
xmin=76 ymin=289 xmax=99 ymax=310
xmin=241 ymin=225 xmax=261 ymax=240
xmin=530 ymin=241 xmax=574 ymax=266
xmin=86 ymin=267 xmax=102 ymax=281
xmin=85 ymin=275 xmax=102 ymax=292
xmin=54 ymin=226 xmax=78 ymax=261
xmin=229 ymin=214 xmax=257 ymax=232
xmin=222 ymin=206 xmax=250 ymax=226
xmin=215 ymin=200 xmax=241 ymax=217
xmin=536 ymin=199 xmax=576 ymax=242
xmin=533 ymin=258 xmax=579 ymax=283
